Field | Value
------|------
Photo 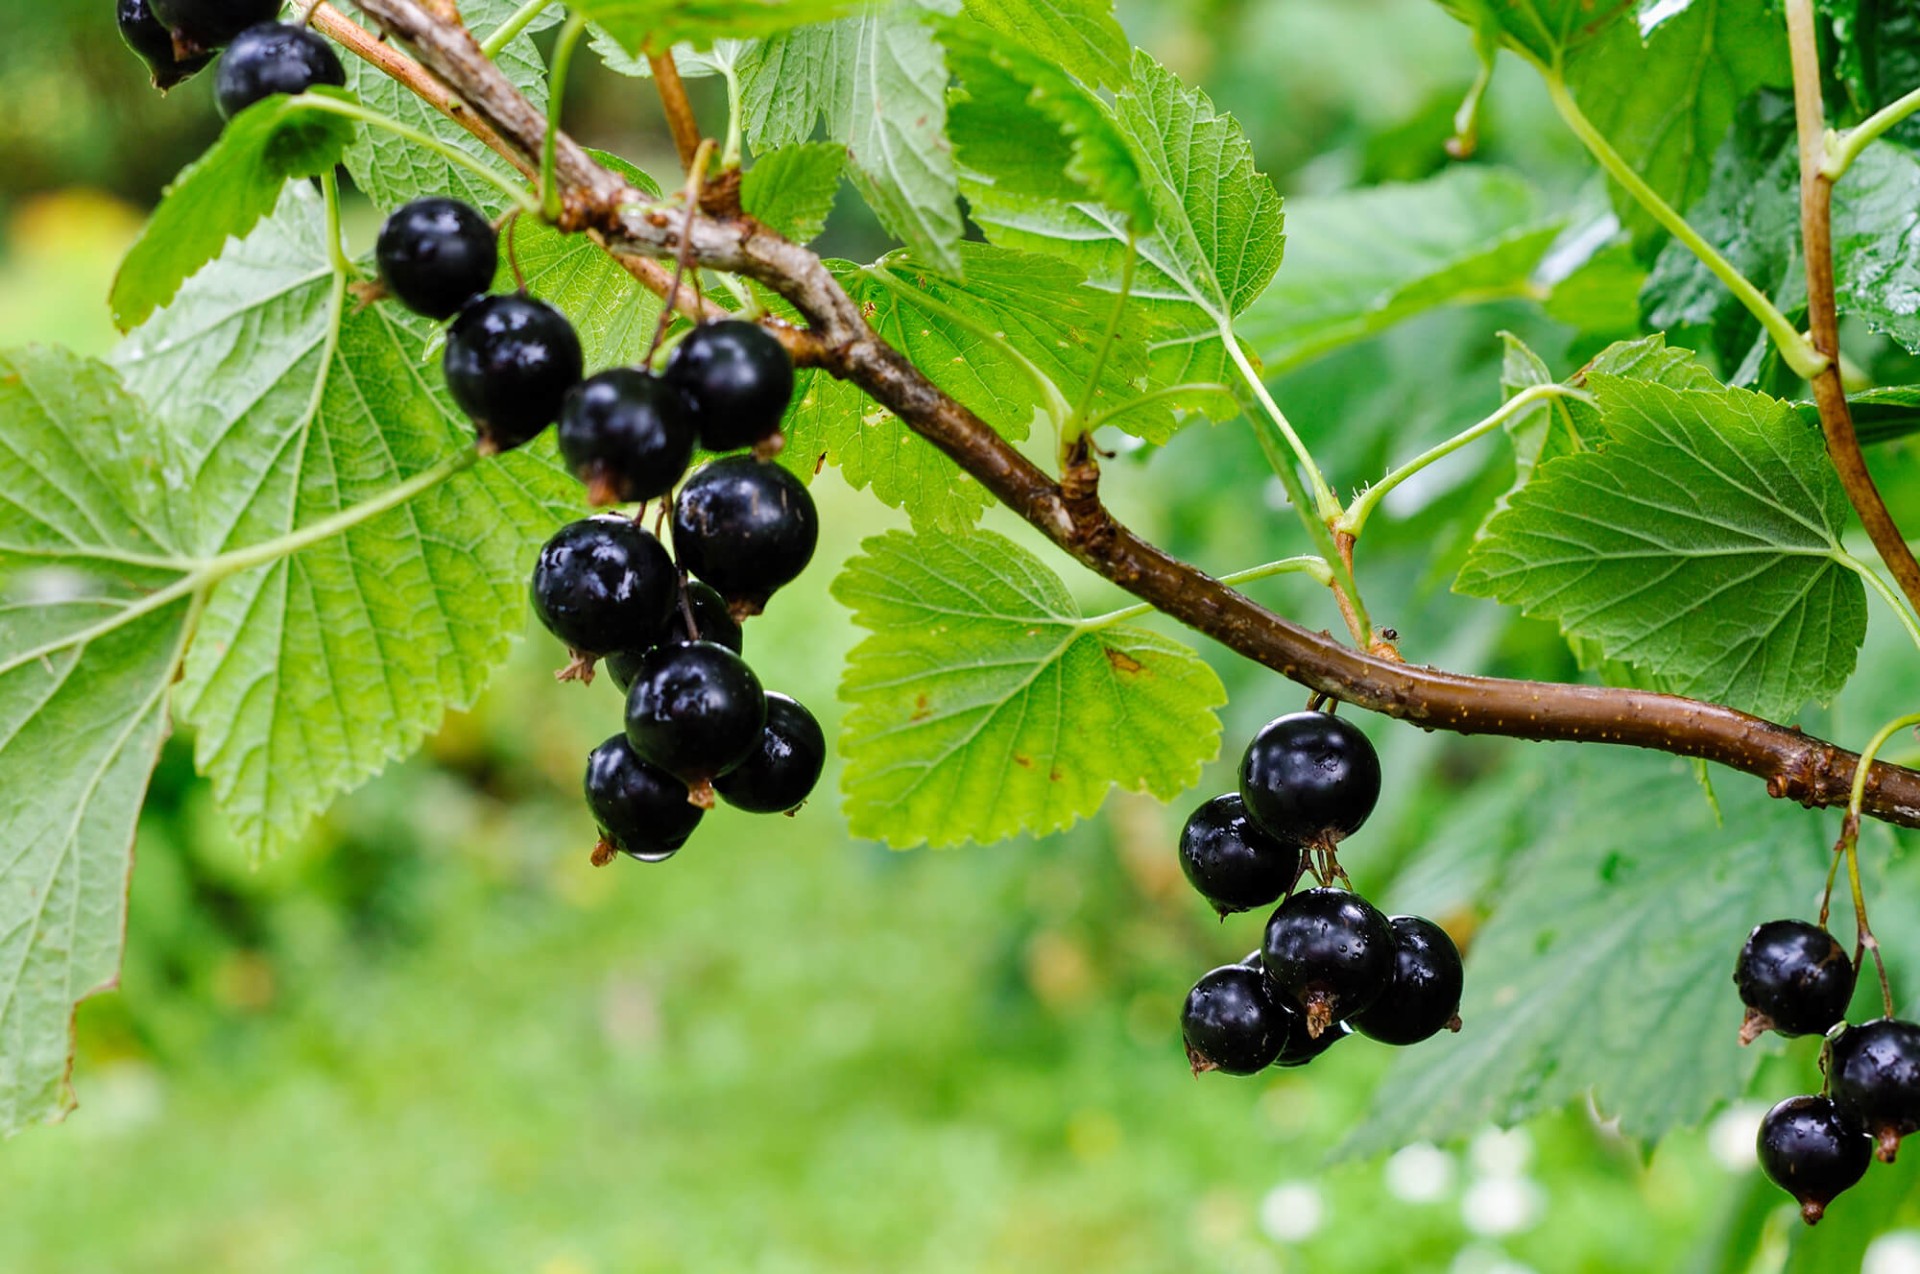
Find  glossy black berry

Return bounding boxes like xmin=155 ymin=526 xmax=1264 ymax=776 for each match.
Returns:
xmin=1734 ymin=920 xmax=1855 ymax=1044
xmin=1179 ymin=793 xmax=1301 ymax=916
xmin=119 ymin=0 xmax=214 ymax=90
xmin=376 ymin=198 xmax=499 ymax=321
xmin=1830 ymin=1018 xmax=1920 ymax=1162
xmin=1239 ymin=950 xmax=1347 ymax=1067
xmin=1182 ymin=963 xmax=1288 ymax=1075
xmin=607 ymin=582 xmax=745 ymax=691
xmin=714 ymin=693 xmax=826 ymax=815
xmin=444 ymin=294 xmax=584 ymax=453
xmin=584 ymin=734 xmax=703 ymax=863
xmin=671 ymin=457 xmax=819 ymax=617
xmin=1239 ymin=711 xmax=1381 ymax=847
xmin=624 ymin=641 xmax=767 ymax=794
xmin=1757 ymin=1095 xmax=1872 ymax=1225
xmin=1262 ymin=887 xmax=1393 ymax=1038
xmin=150 ymin=0 xmax=283 ymax=53
xmin=530 ymin=518 xmax=678 ymax=660
xmin=665 ymin=320 xmax=795 ymax=452
xmin=558 ymin=369 xmax=696 ymax=506
xmin=1350 ymin=916 xmax=1464 ymax=1046
xmin=214 ymin=22 xmax=344 ymax=119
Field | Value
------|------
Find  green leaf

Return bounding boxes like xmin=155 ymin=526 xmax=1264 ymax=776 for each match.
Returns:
xmin=1796 ymin=386 xmax=1920 ymax=447
xmin=835 ymin=242 xmax=1166 ymax=440
xmin=741 ymin=143 xmax=845 ymax=243
xmin=963 ymin=50 xmax=1284 ymax=418
xmin=742 ymin=3 xmax=965 ymax=273
xmin=342 ymin=0 xmax=552 ymax=215
xmin=109 ymin=90 xmax=357 ymax=332
xmin=581 ymin=0 xmax=855 ymax=53
xmin=588 ymin=31 xmax=752 ymax=78
xmin=504 ymin=217 xmax=665 ymax=370
xmin=112 ymin=187 xmax=578 ymax=857
xmin=834 ymin=530 xmax=1226 ymax=848
xmin=942 ymin=18 xmax=1152 ymax=231
xmin=1237 ymin=167 xmax=1561 ymax=376
xmin=1344 ymin=749 xmax=1820 ymax=1156
xmin=957 ymin=0 xmax=1128 ymax=89
xmin=0 ymin=346 xmax=197 ymax=1134
xmin=1457 ymin=371 xmax=1865 ymax=721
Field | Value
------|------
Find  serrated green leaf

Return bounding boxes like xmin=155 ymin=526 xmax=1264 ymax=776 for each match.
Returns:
xmin=784 ymin=369 xmax=991 ymax=532
xmin=1237 ymin=167 xmax=1560 ymax=376
xmin=833 ymin=530 xmax=1225 ymax=848
xmin=112 ymin=187 xmax=577 ymax=858
xmin=0 ymin=345 xmax=196 ymax=1136
xmin=957 ymin=0 xmax=1127 ymax=89
xmin=589 ymin=30 xmax=751 ymax=77
xmin=943 ymin=19 xmax=1152 ymax=231
xmin=835 ymin=242 xmax=1167 ymax=440
xmin=1344 ymin=749 xmax=1819 ymax=1157
xmin=1458 ymin=372 xmax=1865 ymax=721
xmin=742 ymin=3 xmax=965 ymax=273
xmin=342 ymin=0 xmax=552 ymax=215
xmin=1796 ymin=386 xmax=1920 ymax=447
xmin=110 ymin=90 xmax=357 ymax=332
xmin=741 ymin=143 xmax=845 ymax=243
xmin=581 ymin=0 xmax=855 ymax=53
xmin=963 ymin=50 xmax=1283 ymax=424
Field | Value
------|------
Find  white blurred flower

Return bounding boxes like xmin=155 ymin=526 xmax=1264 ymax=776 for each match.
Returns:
xmin=1384 ymin=1142 xmax=1456 ymax=1203
xmin=1258 ymin=1181 xmax=1326 ymax=1243
xmin=1461 ymin=1176 xmax=1545 ymax=1237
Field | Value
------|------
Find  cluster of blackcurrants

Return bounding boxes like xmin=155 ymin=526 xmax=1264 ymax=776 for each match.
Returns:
xmin=1737 ymin=919 xmax=1920 ymax=1224
xmin=118 ymin=0 xmax=346 ymax=116
xmin=1178 ymin=711 xmax=1464 ymax=1075
xmin=372 ymin=191 xmax=827 ymax=862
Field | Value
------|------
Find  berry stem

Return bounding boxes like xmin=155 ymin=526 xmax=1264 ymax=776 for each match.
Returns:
xmin=1336 ymin=383 xmax=1595 ymax=539
xmin=540 ymin=12 xmax=589 ymax=223
xmin=1078 ymin=557 xmax=1335 ymax=630
xmin=644 ymin=138 xmax=717 ymax=367
xmin=1841 ymin=711 xmax=1920 ymax=1016
xmin=319 ymin=171 xmax=353 ymax=280
xmin=477 ymin=0 xmax=555 ymax=60
xmin=294 ymin=92 xmax=542 ymax=215
xmin=1059 ymin=228 xmax=1138 ymax=463
xmin=1077 ymin=382 xmax=1231 ymax=435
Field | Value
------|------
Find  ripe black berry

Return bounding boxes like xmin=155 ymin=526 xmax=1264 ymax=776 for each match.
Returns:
xmin=150 ymin=0 xmax=282 ymax=52
xmin=1182 ymin=963 xmax=1288 ymax=1075
xmin=584 ymin=734 xmax=703 ymax=863
xmin=607 ymin=582 xmax=745 ymax=691
xmin=665 ymin=320 xmax=796 ymax=452
xmin=530 ymin=517 xmax=677 ymax=663
xmin=1240 ymin=950 xmax=1348 ymax=1067
xmin=1239 ymin=711 xmax=1381 ymax=847
xmin=714 ymin=693 xmax=826 ymax=814
xmin=624 ymin=641 xmax=767 ymax=798
xmin=671 ymin=457 xmax=819 ymax=617
xmin=1350 ymin=916 xmax=1464 ymax=1046
xmin=1179 ymin=793 xmax=1301 ymax=916
xmin=1262 ymin=887 xmax=1393 ymax=1038
xmin=214 ymin=22 xmax=344 ymax=119
xmin=1830 ymin=1018 xmax=1920 ymax=1162
xmin=558 ymin=369 xmax=696 ymax=506
xmin=1734 ymin=919 xmax=1855 ymax=1044
xmin=1756 ymin=1095 xmax=1872 ymax=1225
xmin=376 ymin=198 xmax=499 ymax=321
xmin=119 ymin=0 xmax=214 ymax=90
xmin=444 ymin=294 xmax=584 ymax=453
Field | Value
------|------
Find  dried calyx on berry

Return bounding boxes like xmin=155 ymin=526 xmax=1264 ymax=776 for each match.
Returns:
xmin=1733 ymin=919 xmax=1855 ymax=1044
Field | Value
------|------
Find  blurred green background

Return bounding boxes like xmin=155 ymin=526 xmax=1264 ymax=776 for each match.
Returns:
xmin=4 ymin=2 xmax=1918 ymax=1272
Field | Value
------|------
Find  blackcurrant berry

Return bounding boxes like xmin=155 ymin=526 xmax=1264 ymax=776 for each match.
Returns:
xmin=119 ymin=0 xmax=214 ymax=90
xmin=1239 ymin=711 xmax=1381 ymax=847
xmin=1182 ymin=963 xmax=1289 ymax=1075
xmin=1757 ymin=1095 xmax=1872 ymax=1225
xmin=607 ymin=581 xmax=745 ymax=691
xmin=714 ymin=693 xmax=826 ymax=815
xmin=1350 ymin=915 xmax=1464 ymax=1046
xmin=1830 ymin=1018 xmax=1920 ymax=1162
xmin=664 ymin=320 xmax=796 ymax=452
xmin=584 ymin=734 xmax=703 ymax=863
xmin=1239 ymin=949 xmax=1348 ymax=1067
xmin=1734 ymin=919 xmax=1855 ymax=1044
xmin=375 ymin=198 xmax=499 ymax=321
xmin=150 ymin=0 xmax=282 ymax=52
xmin=530 ymin=517 xmax=678 ymax=664
xmin=214 ymin=22 xmax=344 ymax=119
xmin=671 ymin=457 xmax=819 ymax=617
xmin=558 ymin=369 xmax=697 ymax=506
xmin=1179 ymin=793 xmax=1302 ymax=916
xmin=444 ymin=294 xmax=584 ymax=453
xmin=624 ymin=640 xmax=767 ymax=799
xmin=1262 ymin=887 xmax=1393 ymax=1038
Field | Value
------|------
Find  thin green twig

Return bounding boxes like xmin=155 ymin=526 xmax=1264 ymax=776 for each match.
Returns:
xmin=542 ymin=13 xmax=590 ymax=222
xmin=478 ymin=0 xmax=557 ymax=60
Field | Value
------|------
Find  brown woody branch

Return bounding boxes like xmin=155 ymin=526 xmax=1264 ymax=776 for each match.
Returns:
xmin=345 ymin=0 xmax=1920 ymax=828
xmin=648 ymin=50 xmax=704 ymax=172
xmin=1785 ymin=0 xmax=1920 ymax=617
